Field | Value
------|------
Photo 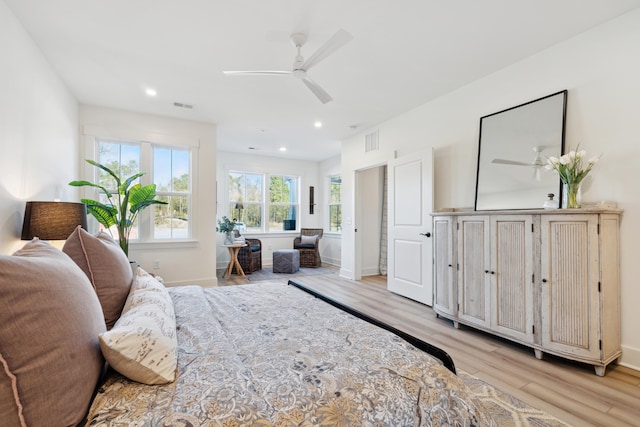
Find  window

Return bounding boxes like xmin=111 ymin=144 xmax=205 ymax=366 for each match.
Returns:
xmin=329 ymin=175 xmax=342 ymax=233
xmin=93 ymin=139 xmax=193 ymax=242
xmin=269 ymin=175 xmax=298 ymax=231
xmin=228 ymin=171 xmax=299 ymax=232
xmin=229 ymin=172 xmax=263 ymax=231
xmin=97 ymin=140 xmax=141 ymax=239
xmin=153 ymin=147 xmax=191 ymax=239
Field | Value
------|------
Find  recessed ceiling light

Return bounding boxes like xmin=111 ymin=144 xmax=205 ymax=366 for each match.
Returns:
xmin=145 ymin=88 xmax=157 ymax=97
xmin=314 ymin=121 xmax=322 ymax=128
xmin=279 ymin=147 xmax=287 ymax=152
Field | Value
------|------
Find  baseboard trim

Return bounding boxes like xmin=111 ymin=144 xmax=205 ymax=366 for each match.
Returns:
xmin=620 ymin=345 xmax=640 ymax=372
xmin=361 ymin=266 xmax=380 ymax=276
xmin=339 ymin=268 xmax=353 ymax=279
xmin=164 ymin=277 xmax=218 ymax=288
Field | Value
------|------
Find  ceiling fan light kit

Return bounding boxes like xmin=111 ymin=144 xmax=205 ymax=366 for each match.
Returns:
xmin=223 ymin=29 xmax=353 ymax=104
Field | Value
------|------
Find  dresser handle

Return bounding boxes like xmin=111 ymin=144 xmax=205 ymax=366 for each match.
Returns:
xmin=542 ymin=278 xmax=547 ymax=283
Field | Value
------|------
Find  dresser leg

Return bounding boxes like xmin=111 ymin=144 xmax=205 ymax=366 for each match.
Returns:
xmin=534 ymin=349 xmax=544 ymax=360
xmin=594 ymin=365 xmax=606 ymax=376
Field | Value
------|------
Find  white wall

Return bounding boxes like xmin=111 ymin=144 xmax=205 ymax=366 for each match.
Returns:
xmin=357 ymin=166 xmax=383 ymax=276
xmin=0 ymin=2 xmax=79 ymax=255
xmin=319 ymin=155 xmax=342 ymax=266
xmin=79 ymin=106 xmax=218 ymax=287
xmin=341 ymin=9 xmax=640 ymax=369
xmin=216 ymin=150 xmax=325 ymax=269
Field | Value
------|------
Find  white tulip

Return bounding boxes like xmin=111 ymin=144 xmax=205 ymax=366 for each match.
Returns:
xmin=588 ymin=156 xmax=600 ymax=164
xmin=548 ymin=156 xmax=559 ymax=165
xmin=559 ymin=154 xmax=571 ymax=165
xmin=568 ymin=151 xmax=576 ymax=159
xmin=544 ymin=164 xmax=555 ymax=171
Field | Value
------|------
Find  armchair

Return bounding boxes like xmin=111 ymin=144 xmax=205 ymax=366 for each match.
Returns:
xmin=233 ymin=238 xmax=262 ymax=274
xmin=293 ymin=228 xmax=323 ymax=268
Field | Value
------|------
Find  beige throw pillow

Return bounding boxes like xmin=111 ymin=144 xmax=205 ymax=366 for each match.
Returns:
xmin=63 ymin=226 xmax=133 ymax=328
xmin=0 ymin=239 xmax=106 ymax=427
xmin=99 ymin=268 xmax=177 ymax=385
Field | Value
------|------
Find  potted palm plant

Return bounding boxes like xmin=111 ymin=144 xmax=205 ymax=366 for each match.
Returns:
xmin=69 ymin=159 xmax=167 ymax=256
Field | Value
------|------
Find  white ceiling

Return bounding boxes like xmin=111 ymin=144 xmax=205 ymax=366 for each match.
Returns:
xmin=6 ymin=0 xmax=640 ymax=161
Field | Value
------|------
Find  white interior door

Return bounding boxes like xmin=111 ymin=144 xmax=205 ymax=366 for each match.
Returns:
xmin=387 ymin=149 xmax=434 ymax=305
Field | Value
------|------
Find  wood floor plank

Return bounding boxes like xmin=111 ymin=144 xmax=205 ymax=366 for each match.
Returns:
xmin=218 ymin=269 xmax=640 ymax=426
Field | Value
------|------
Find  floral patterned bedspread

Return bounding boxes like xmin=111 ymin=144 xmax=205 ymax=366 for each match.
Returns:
xmin=86 ymin=283 xmax=495 ymax=426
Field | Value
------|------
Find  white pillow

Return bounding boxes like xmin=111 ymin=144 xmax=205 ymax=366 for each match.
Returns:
xmin=99 ymin=268 xmax=177 ymax=384
xmin=301 ymin=234 xmax=318 ymax=245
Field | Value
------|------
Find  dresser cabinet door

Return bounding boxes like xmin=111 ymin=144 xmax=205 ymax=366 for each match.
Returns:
xmin=457 ymin=216 xmax=491 ymax=328
xmin=490 ymin=215 xmax=534 ymax=343
xmin=433 ymin=216 xmax=456 ymax=316
xmin=540 ymin=215 xmax=600 ymax=360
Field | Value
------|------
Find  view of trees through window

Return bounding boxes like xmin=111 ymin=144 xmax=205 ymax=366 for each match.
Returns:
xmin=97 ymin=140 xmax=191 ymax=241
xmin=228 ymin=172 xmax=299 ymax=232
xmin=98 ymin=141 xmax=141 ymax=239
xmin=269 ymin=175 xmax=298 ymax=231
xmin=228 ymin=172 xmax=263 ymax=231
xmin=329 ymin=175 xmax=342 ymax=232
xmin=153 ymin=147 xmax=190 ymax=239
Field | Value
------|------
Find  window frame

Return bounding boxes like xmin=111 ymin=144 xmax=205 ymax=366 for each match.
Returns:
xmin=227 ymin=170 xmax=301 ymax=234
xmin=151 ymin=144 xmax=193 ymax=240
xmin=328 ymin=174 xmax=342 ymax=234
xmin=83 ymin=137 xmax=197 ymax=247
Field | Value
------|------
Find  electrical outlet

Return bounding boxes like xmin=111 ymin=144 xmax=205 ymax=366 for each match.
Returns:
xmin=153 ymin=259 xmax=160 ymax=269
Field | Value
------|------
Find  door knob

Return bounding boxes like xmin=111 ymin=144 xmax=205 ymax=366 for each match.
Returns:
xmin=419 ymin=232 xmax=431 ymax=237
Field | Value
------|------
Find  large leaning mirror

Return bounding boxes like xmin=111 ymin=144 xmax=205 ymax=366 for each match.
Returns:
xmin=474 ymin=90 xmax=567 ymax=210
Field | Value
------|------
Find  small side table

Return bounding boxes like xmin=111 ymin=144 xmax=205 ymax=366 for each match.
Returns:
xmin=223 ymin=243 xmax=247 ymax=279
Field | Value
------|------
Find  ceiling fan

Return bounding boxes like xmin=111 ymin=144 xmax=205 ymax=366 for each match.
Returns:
xmin=223 ymin=29 xmax=353 ymax=104
xmin=491 ymin=146 xmax=547 ymax=180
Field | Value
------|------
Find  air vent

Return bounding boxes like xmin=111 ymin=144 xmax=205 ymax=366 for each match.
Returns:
xmin=173 ymin=102 xmax=194 ymax=109
xmin=365 ymin=130 xmax=379 ymax=152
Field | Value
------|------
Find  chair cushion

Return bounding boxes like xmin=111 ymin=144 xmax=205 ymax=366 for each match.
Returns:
xmin=0 ymin=239 xmax=106 ymax=427
xmin=251 ymin=245 xmax=261 ymax=252
xmin=63 ymin=226 xmax=134 ymax=329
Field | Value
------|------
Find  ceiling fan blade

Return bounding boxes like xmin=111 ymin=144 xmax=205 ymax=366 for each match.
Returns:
xmin=223 ymin=70 xmax=291 ymax=76
xmin=301 ymin=76 xmax=332 ymax=104
xmin=492 ymin=159 xmax=531 ymax=166
xmin=302 ymin=29 xmax=353 ymax=71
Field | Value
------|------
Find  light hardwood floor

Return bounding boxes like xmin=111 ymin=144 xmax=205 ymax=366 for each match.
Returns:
xmin=218 ymin=269 xmax=640 ymax=427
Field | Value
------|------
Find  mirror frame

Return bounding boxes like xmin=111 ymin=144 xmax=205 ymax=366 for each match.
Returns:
xmin=474 ymin=90 xmax=567 ymax=211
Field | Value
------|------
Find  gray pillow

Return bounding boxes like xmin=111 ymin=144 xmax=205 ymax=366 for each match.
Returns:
xmin=63 ymin=226 xmax=134 ymax=329
xmin=0 ymin=239 xmax=106 ymax=426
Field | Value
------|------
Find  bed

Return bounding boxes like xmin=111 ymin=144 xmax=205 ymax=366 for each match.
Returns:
xmin=0 ymin=231 xmax=496 ymax=426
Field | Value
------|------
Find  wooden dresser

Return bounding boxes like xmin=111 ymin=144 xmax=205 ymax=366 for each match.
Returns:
xmin=431 ymin=209 xmax=622 ymax=375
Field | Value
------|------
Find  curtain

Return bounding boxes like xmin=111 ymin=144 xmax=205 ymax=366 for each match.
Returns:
xmin=378 ymin=166 xmax=388 ymax=276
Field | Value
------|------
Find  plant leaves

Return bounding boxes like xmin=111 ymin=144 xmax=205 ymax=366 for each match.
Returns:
xmin=120 ymin=172 xmax=145 ymax=195
xmin=129 ymin=184 xmax=167 ymax=213
xmin=86 ymin=159 xmax=122 ymax=187
xmin=81 ymin=199 xmax=118 ymax=228
xmin=69 ymin=180 xmax=113 ymax=198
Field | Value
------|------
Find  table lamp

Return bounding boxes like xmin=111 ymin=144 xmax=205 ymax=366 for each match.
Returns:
xmin=21 ymin=201 xmax=88 ymax=240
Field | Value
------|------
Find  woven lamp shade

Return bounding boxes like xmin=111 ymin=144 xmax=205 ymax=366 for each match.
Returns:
xmin=21 ymin=201 xmax=88 ymax=240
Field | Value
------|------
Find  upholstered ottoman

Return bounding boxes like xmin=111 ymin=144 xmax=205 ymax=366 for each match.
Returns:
xmin=272 ymin=249 xmax=300 ymax=274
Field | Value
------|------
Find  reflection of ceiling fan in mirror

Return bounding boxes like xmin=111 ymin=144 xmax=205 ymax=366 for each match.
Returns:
xmin=491 ymin=146 xmax=547 ymax=180
xmin=223 ymin=29 xmax=353 ymax=104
